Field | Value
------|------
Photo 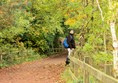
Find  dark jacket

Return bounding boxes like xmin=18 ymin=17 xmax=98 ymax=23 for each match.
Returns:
xmin=67 ymin=34 xmax=75 ymax=49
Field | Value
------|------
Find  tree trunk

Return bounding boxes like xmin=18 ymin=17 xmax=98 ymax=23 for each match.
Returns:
xmin=110 ymin=22 xmax=118 ymax=78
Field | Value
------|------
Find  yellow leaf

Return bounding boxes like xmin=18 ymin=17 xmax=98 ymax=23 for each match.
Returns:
xmin=70 ymin=0 xmax=75 ymax=2
xmin=65 ymin=18 xmax=76 ymax=26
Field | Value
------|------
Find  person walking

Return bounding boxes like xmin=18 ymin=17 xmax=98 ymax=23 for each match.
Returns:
xmin=65 ymin=29 xmax=76 ymax=66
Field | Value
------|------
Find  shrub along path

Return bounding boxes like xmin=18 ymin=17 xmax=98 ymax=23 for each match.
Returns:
xmin=0 ymin=52 xmax=67 ymax=83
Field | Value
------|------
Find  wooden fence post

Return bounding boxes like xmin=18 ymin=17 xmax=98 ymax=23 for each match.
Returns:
xmin=104 ymin=64 xmax=113 ymax=76
xmin=0 ymin=54 xmax=2 ymax=63
xmin=95 ymin=79 xmax=100 ymax=83
xmin=84 ymin=56 xmax=89 ymax=83
xmin=74 ymin=62 xmax=78 ymax=78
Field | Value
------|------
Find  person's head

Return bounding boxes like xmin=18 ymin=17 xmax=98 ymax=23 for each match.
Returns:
xmin=69 ymin=29 xmax=74 ymax=35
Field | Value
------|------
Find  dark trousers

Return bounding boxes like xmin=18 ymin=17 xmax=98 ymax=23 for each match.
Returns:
xmin=65 ymin=57 xmax=70 ymax=65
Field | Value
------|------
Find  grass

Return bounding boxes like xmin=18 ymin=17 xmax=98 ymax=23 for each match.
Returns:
xmin=61 ymin=67 xmax=74 ymax=83
xmin=61 ymin=66 xmax=97 ymax=83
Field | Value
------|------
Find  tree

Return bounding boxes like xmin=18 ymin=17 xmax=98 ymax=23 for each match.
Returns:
xmin=31 ymin=0 xmax=68 ymax=50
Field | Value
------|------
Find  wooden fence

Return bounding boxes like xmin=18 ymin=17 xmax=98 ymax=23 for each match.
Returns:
xmin=49 ymin=47 xmax=65 ymax=54
xmin=69 ymin=54 xmax=118 ymax=83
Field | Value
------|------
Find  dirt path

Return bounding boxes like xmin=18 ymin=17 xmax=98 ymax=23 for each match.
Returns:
xmin=0 ymin=52 xmax=67 ymax=83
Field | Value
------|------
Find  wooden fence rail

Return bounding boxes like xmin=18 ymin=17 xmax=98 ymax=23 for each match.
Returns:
xmin=69 ymin=55 xmax=118 ymax=83
xmin=50 ymin=47 xmax=65 ymax=53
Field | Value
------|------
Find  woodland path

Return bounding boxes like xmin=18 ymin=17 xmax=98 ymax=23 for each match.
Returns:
xmin=0 ymin=52 xmax=67 ymax=83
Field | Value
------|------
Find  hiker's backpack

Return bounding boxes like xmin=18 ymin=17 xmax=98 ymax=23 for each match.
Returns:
xmin=63 ymin=38 xmax=69 ymax=48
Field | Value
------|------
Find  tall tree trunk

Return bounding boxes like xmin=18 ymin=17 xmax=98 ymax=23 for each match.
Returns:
xmin=108 ymin=0 xmax=118 ymax=78
xmin=110 ymin=22 xmax=118 ymax=78
xmin=96 ymin=0 xmax=107 ymax=52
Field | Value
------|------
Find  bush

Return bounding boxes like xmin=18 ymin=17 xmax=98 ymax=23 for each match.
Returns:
xmin=0 ymin=44 xmax=41 ymax=68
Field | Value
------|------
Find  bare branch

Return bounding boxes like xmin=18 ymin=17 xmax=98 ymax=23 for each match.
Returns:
xmin=96 ymin=0 xmax=104 ymax=21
